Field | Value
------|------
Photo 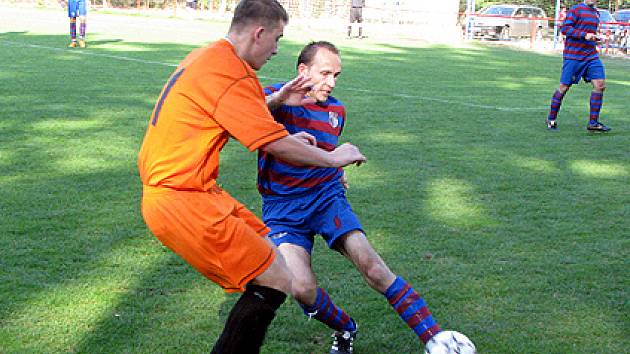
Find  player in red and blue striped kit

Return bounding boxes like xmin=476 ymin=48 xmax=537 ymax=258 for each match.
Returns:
xmin=546 ymin=0 xmax=610 ymax=132
xmin=260 ymin=41 xmax=444 ymax=354
xmin=67 ymin=0 xmax=87 ymax=48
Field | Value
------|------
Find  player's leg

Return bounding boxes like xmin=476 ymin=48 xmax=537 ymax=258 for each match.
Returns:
xmin=337 ymin=232 xmax=442 ymax=344
xmin=142 ymin=187 xmax=290 ymax=354
xmin=348 ymin=8 xmax=357 ymax=38
xmin=357 ymin=10 xmax=364 ymax=38
xmin=348 ymin=20 xmax=354 ymax=38
xmin=78 ymin=16 xmax=87 ymax=47
xmin=336 ymin=231 xmax=395 ymax=292
xmin=77 ymin=0 xmax=87 ymax=48
xmin=212 ymin=197 xmax=294 ymax=354
xmin=67 ymin=0 xmax=78 ymax=47
xmin=68 ymin=17 xmax=77 ymax=47
xmin=547 ymin=60 xmax=575 ymax=130
xmin=278 ymin=243 xmax=318 ymax=304
xmin=212 ymin=248 xmax=291 ymax=354
xmin=586 ymin=59 xmax=609 ymax=132
xmin=266 ymin=194 xmax=356 ymax=353
xmin=277 ymin=242 xmax=357 ymax=333
xmin=546 ymin=83 xmax=569 ymax=130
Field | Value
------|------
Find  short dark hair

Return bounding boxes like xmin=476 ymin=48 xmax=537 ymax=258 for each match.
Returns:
xmin=229 ymin=0 xmax=288 ymax=31
xmin=296 ymin=41 xmax=340 ymax=69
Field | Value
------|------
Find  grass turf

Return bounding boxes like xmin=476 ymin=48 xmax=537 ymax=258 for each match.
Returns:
xmin=1 ymin=6 xmax=628 ymax=353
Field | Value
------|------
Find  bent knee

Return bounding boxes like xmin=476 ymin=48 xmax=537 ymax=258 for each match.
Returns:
xmin=252 ymin=258 xmax=293 ymax=294
xmin=291 ymin=279 xmax=317 ymax=303
xmin=363 ymin=261 xmax=394 ymax=290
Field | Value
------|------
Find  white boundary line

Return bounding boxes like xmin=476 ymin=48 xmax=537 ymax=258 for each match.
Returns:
xmin=1 ymin=40 xmax=178 ymax=67
xmin=1 ymin=39 xmax=548 ymax=112
xmin=346 ymin=88 xmax=545 ymax=112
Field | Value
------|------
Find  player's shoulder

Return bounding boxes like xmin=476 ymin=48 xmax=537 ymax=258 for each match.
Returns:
xmin=189 ymin=40 xmax=256 ymax=80
xmin=325 ymin=95 xmax=344 ymax=108
xmin=569 ymin=3 xmax=584 ymax=11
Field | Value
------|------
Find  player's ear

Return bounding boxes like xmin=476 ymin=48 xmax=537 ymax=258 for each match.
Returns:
xmin=253 ymin=26 xmax=265 ymax=42
xmin=297 ymin=63 xmax=308 ymax=75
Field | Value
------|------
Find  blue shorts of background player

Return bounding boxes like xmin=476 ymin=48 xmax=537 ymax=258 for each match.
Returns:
xmin=68 ymin=0 xmax=87 ymax=18
xmin=560 ymin=58 xmax=605 ymax=85
xmin=264 ymin=183 xmax=364 ymax=254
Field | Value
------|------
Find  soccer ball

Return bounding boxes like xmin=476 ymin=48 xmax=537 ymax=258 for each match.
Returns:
xmin=424 ymin=331 xmax=476 ymax=354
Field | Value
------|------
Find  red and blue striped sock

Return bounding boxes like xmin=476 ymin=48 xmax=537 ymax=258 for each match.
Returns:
xmin=589 ymin=91 xmax=603 ymax=124
xmin=300 ymin=287 xmax=356 ymax=332
xmin=384 ymin=276 xmax=441 ymax=343
xmin=69 ymin=19 xmax=77 ymax=40
xmin=79 ymin=22 xmax=86 ymax=39
xmin=548 ymin=89 xmax=566 ymax=121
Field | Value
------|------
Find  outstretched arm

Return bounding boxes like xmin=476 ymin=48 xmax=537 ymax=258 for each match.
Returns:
xmin=261 ymin=135 xmax=365 ymax=168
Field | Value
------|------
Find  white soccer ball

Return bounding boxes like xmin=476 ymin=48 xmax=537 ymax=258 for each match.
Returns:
xmin=424 ymin=330 xmax=476 ymax=354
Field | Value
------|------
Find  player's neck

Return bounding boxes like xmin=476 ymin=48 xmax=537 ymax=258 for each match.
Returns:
xmin=224 ymin=33 xmax=254 ymax=69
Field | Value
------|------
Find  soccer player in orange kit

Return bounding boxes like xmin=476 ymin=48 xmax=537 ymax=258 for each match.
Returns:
xmin=137 ymin=1 xmax=366 ymax=353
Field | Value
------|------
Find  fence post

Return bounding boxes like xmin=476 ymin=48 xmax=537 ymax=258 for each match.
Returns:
xmin=530 ymin=17 xmax=536 ymax=48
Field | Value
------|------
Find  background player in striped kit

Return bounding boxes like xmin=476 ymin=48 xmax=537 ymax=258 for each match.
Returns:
xmin=67 ymin=0 xmax=87 ymax=48
xmin=546 ymin=0 xmax=611 ymax=132
xmin=260 ymin=41 xmax=442 ymax=354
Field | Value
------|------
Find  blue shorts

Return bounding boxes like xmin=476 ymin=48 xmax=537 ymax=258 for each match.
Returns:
xmin=68 ymin=0 xmax=87 ymax=18
xmin=263 ymin=184 xmax=364 ymax=254
xmin=560 ymin=58 xmax=605 ymax=85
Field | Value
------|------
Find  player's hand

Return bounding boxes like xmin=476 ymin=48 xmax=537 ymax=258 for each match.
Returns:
xmin=332 ymin=143 xmax=366 ymax=167
xmin=292 ymin=131 xmax=317 ymax=146
xmin=341 ymin=171 xmax=349 ymax=189
xmin=585 ymin=32 xmax=601 ymax=42
xmin=276 ymin=74 xmax=316 ymax=107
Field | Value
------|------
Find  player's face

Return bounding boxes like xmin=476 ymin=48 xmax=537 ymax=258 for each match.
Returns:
xmin=251 ymin=21 xmax=285 ymax=70
xmin=300 ymin=49 xmax=341 ymax=102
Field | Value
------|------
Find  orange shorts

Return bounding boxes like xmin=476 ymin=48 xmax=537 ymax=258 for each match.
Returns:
xmin=141 ymin=185 xmax=275 ymax=293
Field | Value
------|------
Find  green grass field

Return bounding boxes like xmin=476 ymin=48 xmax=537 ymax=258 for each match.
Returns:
xmin=1 ymin=6 xmax=628 ymax=353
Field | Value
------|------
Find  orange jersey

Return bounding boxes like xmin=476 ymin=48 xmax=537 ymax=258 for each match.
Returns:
xmin=138 ymin=39 xmax=288 ymax=191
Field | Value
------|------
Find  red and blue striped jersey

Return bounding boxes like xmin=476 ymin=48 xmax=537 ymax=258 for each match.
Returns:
xmin=562 ymin=3 xmax=600 ymax=61
xmin=258 ymin=82 xmax=346 ymax=199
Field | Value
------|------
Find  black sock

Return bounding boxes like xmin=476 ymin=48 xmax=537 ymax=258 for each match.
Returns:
xmin=211 ymin=285 xmax=287 ymax=354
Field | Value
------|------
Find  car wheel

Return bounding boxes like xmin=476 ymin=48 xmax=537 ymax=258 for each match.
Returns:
xmin=500 ymin=26 xmax=511 ymax=41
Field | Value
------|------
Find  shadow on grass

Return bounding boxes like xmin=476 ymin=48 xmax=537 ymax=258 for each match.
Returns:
xmin=1 ymin=30 xmax=628 ymax=352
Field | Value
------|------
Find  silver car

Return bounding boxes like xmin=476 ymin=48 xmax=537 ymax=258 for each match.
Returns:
xmin=469 ymin=4 xmax=549 ymax=40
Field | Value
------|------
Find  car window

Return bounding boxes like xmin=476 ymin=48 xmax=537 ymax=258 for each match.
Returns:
xmin=598 ymin=10 xmax=614 ymax=23
xmin=533 ymin=9 xmax=543 ymax=17
xmin=614 ymin=11 xmax=630 ymax=22
xmin=483 ymin=7 xmax=515 ymax=16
